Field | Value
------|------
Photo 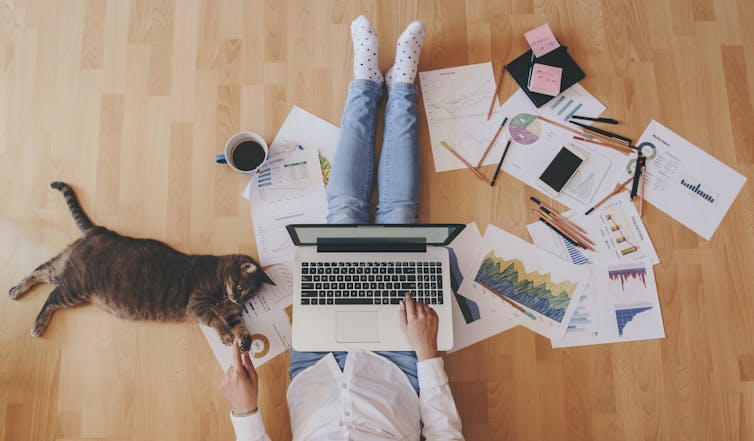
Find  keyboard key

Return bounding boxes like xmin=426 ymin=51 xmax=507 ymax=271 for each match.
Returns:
xmin=301 ymin=299 xmax=310 ymax=305
xmin=401 ymin=282 xmax=416 ymax=290
xmin=327 ymin=299 xmax=334 ymax=305
xmin=301 ymin=291 xmax=317 ymax=298
xmin=334 ymin=298 xmax=373 ymax=305
xmin=318 ymin=299 xmax=326 ymax=305
xmin=302 ymin=283 xmax=314 ymax=289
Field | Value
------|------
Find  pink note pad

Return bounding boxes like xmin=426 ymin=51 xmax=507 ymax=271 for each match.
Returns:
xmin=528 ymin=63 xmax=562 ymax=96
xmin=525 ymin=23 xmax=560 ymax=58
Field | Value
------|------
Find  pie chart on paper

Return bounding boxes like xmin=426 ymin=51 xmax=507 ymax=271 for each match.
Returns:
xmin=508 ymin=113 xmax=541 ymax=145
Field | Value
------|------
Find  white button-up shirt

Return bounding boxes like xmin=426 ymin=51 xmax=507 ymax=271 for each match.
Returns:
xmin=231 ymin=350 xmax=464 ymax=440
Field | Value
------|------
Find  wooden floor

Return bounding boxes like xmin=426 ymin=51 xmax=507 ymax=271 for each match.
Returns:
xmin=2 ymin=0 xmax=753 ymax=440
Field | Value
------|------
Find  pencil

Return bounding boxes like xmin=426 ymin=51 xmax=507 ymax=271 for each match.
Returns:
xmin=477 ymin=117 xmax=508 ymax=168
xmin=479 ymin=281 xmax=537 ymax=320
xmin=584 ymin=177 xmax=634 ymax=215
xmin=537 ymin=208 xmax=596 ymax=249
xmin=533 ymin=209 xmax=591 ymax=250
xmin=529 ymin=196 xmax=588 ymax=234
xmin=536 ymin=115 xmax=589 ymax=138
xmin=573 ymin=136 xmax=635 ymax=154
xmin=487 ymin=68 xmax=505 ymax=120
xmin=440 ymin=141 xmax=490 ymax=183
xmin=490 ymin=139 xmax=512 ymax=187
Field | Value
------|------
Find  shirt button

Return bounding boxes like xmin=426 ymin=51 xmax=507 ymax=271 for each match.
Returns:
xmin=344 ymin=411 xmax=351 ymax=416
xmin=340 ymin=382 xmax=347 ymax=389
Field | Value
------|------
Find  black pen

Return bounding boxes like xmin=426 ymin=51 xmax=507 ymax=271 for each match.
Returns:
xmin=570 ymin=115 xmax=619 ymax=125
xmin=569 ymin=120 xmax=633 ymax=145
xmin=490 ymin=139 xmax=512 ymax=187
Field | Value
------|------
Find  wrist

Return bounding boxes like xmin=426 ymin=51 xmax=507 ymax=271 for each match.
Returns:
xmin=415 ymin=348 xmax=438 ymax=361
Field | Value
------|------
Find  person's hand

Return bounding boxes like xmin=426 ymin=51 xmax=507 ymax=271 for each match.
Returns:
xmin=219 ymin=340 xmax=259 ymax=415
xmin=399 ymin=293 xmax=439 ymax=361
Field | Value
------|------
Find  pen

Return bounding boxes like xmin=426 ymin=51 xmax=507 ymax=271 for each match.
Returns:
xmin=570 ymin=115 xmax=619 ymax=124
xmin=569 ymin=120 xmax=633 ymax=146
xmin=490 ymin=139 xmax=512 ymax=187
xmin=477 ymin=117 xmax=508 ymax=168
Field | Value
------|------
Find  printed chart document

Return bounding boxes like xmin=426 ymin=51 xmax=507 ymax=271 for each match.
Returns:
xmin=526 ymin=227 xmax=666 ymax=347
xmin=527 ymin=193 xmax=659 ymax=266
xmin=622 ymin=120 xmax=746 ymax=240
xmin=246 ymin=145 xmax=327 ymax=266
xmin=460 ymin=225 xmax=590 ymax=340
xmin=496 ymin=86 xmax=622 ymax=212
xmin=447 ymin=223 xmax=517 ymax=353
xmin=200 ymin=264 xmax=294 ymax=369
xmin=266 ymin=106 xmax=340 ymax=185
xmin=419 ymin=63 xmax=504 ymax=172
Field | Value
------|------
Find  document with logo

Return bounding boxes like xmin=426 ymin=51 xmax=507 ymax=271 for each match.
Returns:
xmin=625 ymin=120 xmax=746 ymax=240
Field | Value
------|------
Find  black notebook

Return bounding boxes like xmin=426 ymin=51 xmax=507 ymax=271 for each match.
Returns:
xmin=505 ymin=46 xmax=585 ymax=108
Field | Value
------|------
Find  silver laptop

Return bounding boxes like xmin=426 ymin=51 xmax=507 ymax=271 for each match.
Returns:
xmin=288 ymin=224 xmax=465 ymax=352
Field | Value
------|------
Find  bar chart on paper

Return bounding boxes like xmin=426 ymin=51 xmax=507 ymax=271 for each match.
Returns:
xmin=540 ymin=84 xmax=606 ymax=123
xmin=615 ymin=304 xmax=654 ymax=337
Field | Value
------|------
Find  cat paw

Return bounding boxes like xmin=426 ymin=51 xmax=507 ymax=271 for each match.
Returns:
xmin=30 ymin=323 xmax=47 ymax=337
xmin=220 ymin=332 xmax=235 ymax=346
xmin=239 ymin=334 xmax=252 ymax=353
xmin=9 ymin=285 xmax=20 ymax=300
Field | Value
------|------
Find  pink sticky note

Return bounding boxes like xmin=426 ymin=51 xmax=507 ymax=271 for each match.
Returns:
xmin=528 ymin=63 xmax=562 ymax=96
xmin=525 ymin=23 xmax=560 ymax=58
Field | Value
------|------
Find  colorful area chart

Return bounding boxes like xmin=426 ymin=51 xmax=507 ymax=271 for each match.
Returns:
xmin=508 ymin=113 xmax=541 ymax=145
xmin=615 ymin=305 xmax=653 ymax=336
xmin=474 ymin=251 xmax=578 ymax=323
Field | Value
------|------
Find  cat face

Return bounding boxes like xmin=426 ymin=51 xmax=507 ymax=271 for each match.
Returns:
xmin=224 ymin=257 xmax=274 ymax=304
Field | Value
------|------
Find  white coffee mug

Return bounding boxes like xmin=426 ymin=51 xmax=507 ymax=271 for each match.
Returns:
xmin=215 ymin=131 xmax=269 ymax=174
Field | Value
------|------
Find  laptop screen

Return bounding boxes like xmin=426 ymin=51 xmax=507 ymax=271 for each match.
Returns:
xmin=286 ymin=224 xmax=465 ymax=246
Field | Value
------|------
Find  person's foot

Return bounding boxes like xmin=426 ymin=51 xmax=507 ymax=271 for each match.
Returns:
xmin=385 ymin=21 xmax=426 ymax=85
xmin=351 ymin=15 xmax=382 ymax=84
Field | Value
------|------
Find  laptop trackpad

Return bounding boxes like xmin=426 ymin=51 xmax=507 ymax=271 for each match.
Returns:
xmin=336 ymin=311 xmax=381 ymax=343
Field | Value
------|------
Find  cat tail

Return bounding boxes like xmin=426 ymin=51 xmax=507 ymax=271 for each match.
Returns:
xmin=50 ymin=182 xmax=97 ymax=234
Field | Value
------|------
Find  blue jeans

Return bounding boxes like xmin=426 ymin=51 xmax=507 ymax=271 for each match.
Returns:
xmin=290 ymin=79 xmax=421 ymax=393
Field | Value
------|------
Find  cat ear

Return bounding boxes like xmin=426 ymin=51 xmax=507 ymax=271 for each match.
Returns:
xmin=241 ymin=262 xmax=257 ymax=274
xmin=260 ymin=270 xmax=276 ymax=286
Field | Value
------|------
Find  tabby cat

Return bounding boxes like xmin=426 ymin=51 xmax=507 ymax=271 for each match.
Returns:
xmin=9 ymin=182 xmax=273 ymax=352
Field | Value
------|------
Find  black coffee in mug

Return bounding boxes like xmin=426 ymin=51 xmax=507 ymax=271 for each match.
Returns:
xmin=232 ymin=141 xmax=266 ymax=171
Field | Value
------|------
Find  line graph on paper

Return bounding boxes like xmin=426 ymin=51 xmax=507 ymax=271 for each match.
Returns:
xmin=424 ymin=80 xmax=495 ymax=120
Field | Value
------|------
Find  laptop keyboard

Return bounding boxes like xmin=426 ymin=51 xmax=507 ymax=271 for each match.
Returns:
xmin=299 ymin=261 xmax=444 ymax=306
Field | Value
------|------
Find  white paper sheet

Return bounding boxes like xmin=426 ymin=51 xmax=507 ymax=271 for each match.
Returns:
xmin=200 ymin=264 xmax=294 ymax=369
xmin=246 ymin=146 xmax=328 ymax=266
xmin=419 ymin=63 xmax=505 ymax=172
xmin=495 ymin=87 xmax=628 ymax=212
xmin=447 ymin=223 xmax=518 ymax=353
xmin=527 ymin=192 xmax=660 ymax=266
xmin=459 ymin=225 xmax=590 ymax=340
xmin=266 ymin=105 xmax=340 ymax=185
xmin=621 ymin=120 xmax=746 ymax=240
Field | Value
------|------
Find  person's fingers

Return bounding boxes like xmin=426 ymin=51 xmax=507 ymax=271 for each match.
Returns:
xmin=416 ymin=301 xmax=426 ymax=317
xmin=399 ymin=300 xmax=408 ymax=328
xmin=405 ymin=293 xmax=417 ymax=319
xmin=232 ymin=340 xmax=243 ymax=370
xmin=242 ymin=352 xmax=258 ymax=380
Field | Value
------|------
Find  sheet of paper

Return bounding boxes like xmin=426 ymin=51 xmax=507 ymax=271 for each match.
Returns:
xmin=495 ymin=86 xmax=622 ymax=212
xmin=459 ymin=225 xmax=590 ymax=340
xmin=200 ymin=264 xmax=294 ymax=369
xmin=419 ymin=63 xmax=505 ymax=172
xmin=246 ymin=146 xmax=327 ymax=266
xmin=556 ymin=262 xmax=665 ymax=347
xmin=525 ymin=23 xmax=560 ymax=58
xmin=527 ymin=192 xmax=660 ymax=266
xmin=621 ymin=120 xmax=747 ymax=240
xmin=267 ymin=105 xmax=340 ymax=185
xmin=528 ymin=63 xmax=562 ymax=96
xmin=447 ymin=223 xmax=518 ymax=353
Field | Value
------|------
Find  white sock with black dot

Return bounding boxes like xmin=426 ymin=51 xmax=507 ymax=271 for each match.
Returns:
xmin=385 ymin=20 xmax=426 ymax=85
xmin=351 ymin=15 xmax=382 ymax=84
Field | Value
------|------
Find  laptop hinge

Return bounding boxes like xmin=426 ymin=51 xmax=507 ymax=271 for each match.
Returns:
xmin=316 ymin=242 xmax=427 ymax=253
